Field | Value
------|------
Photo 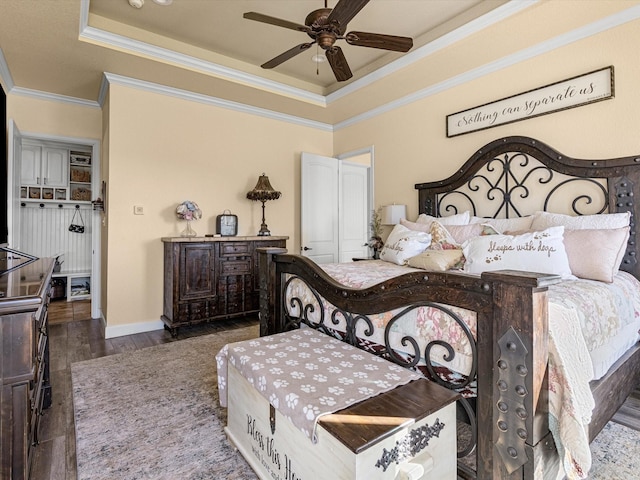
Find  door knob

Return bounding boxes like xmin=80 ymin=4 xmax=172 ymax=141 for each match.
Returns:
xmin=303 ymin=246 xmax=313 ymax=251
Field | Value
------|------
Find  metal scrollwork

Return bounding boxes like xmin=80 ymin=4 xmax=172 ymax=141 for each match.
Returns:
xmin=375 ymin=419 xmax=446 ymax=472
xmin=437 ymin=152 xmax=608 ymax=218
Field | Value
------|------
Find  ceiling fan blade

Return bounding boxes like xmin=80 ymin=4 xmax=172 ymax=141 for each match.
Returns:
xmin=345 ymin=31 xmax=413 ymax=52
xmin=261 ymin=42 xmax=315 ymax=69
xmin=326 ymin=46 xmax=353 ymax=82
xmin=243 ymin=12 xmax=310 ymax=33
xmin=327 ymin=0 xmax=370 ymax=33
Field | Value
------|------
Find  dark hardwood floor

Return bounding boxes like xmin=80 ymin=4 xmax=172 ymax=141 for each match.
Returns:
xmin=31 ymin=300 xmax=258 ymax=480
xmin=31 ymin=300 xmax=640 ymax=480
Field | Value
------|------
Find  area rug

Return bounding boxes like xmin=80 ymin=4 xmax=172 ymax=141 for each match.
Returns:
xmin=71 ymin=325 xmax=259 ymax=480
xmin=72 ymin=324 xmax=640 ymax=480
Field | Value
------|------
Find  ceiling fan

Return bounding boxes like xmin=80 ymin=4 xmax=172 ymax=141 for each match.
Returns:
xmin=243 ymin=0 xmax=413 ymax=82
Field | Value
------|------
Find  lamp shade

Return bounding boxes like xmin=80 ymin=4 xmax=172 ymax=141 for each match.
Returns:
xmin=381 ymin=204 xmax=407 ymax=225
xmin=246 ymin=173 xmax=281 ymax=202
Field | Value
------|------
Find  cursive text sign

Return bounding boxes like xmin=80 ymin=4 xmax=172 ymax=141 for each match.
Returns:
xmin=446 ymin=66 xmax=614 ymax=137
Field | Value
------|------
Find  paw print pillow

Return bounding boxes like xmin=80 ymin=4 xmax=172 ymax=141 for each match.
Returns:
xmin=461 ymin=226 xmax=572 ymax=277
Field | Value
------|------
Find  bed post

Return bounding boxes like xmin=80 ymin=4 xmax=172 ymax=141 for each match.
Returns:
xmin=477 ymin=270 xmax=561 ymax=480
xmin=257 ymin=247 xmax=286 ymax=337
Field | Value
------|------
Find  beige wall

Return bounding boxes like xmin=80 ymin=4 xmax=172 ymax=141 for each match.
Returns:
xmin=334 ymin=3 xmax=640 ymax=222
xmin=7 ymin=95 xmax=101 ymax=141
xmin=104 ymin=84 xmax=332 ymax=330
xmin=5 ymin=0 xmax=640 ymax=335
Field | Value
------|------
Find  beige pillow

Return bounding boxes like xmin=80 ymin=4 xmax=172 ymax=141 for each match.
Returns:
xmin=531 ymin=211 xmax=630 ymax=230
xmin=563 ymin=227 xmax=630 ymax=282
xmin=408 ymin=249 xmax=465 ymax=272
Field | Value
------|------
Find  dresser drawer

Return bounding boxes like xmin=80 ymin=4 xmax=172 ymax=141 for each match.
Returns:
xmin=177 ymin=299 xmax=217 ymax=322
xmin=220 ymin=242 xmax=250 ymax=257
xmin=220 ymin=259 xmax=251 ymax=276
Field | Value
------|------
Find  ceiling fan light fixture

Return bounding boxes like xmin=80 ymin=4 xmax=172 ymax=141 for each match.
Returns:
xmin=311 ymin=54 xmax=327 ymax=63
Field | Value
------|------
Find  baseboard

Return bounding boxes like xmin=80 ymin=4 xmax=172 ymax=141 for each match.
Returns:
xmin=104 ymin=319 xmax=164 ymax=339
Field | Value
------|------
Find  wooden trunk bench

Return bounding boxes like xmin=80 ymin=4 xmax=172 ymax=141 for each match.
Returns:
xmin=225 ymin=367 xmax=460 ymax=480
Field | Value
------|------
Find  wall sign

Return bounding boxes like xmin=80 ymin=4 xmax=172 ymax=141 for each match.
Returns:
xmin=446 ymin=66 xmax=614 ymax=137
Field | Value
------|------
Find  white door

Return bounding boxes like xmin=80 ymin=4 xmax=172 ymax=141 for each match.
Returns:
xmin=8 ymin=120 xmax=23 ymax=247
xmin=301 ymin=152 xmax=371 ymax=264
xmin=339 ymin=163 xmax=370 ymax=262
xmin=301 ymin=153 xmax=339 ymax=264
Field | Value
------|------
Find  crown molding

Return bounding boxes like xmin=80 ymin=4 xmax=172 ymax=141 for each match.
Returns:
xmin=5 ymin=2 xmax=640 ymax=134
xmin=80 ymin=0 xmax=534 ymax=109
xmin=325 ymin=0 xmax=537 ymax=104
xmin=10 ymin=86 xmax=100 ymax=108
xmin=79 ymin=1 xmax=326 ymax=107
xmin=0 ymin=49 xmax=14 ymax=91
xmin=101 ymin=72 xmax=333 ymax=132
xmin=334 ymin=3 xmax=640 ymax=131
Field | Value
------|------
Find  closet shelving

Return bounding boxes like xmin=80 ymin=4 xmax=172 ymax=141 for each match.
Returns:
xmin=19 ymin=141 xmax=93 ymax=301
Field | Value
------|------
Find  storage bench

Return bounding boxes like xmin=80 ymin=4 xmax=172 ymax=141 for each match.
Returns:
xmin=218 ymin=328 xmax=460 ymax=480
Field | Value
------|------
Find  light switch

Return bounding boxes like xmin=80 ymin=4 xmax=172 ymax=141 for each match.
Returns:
xmin=134 ymin=205 xmax=145 ymax=215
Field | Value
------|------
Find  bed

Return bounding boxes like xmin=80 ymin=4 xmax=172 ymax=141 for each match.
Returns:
xmin=256 ymin=136 xmax=640 ymax=480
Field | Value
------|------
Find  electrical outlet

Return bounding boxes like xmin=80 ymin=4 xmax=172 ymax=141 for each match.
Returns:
xmin=134 ymin=205 xmax=145 ymax=215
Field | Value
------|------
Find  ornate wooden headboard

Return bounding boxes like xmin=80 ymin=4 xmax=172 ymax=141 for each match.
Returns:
xmin=415 ymin=136 xmax=640 ymax=279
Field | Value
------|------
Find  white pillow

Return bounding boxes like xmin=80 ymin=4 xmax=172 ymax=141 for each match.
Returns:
xmin=462 ymin=226 xmax=572 ymax=277
xmin=380 ymin=224 xmax=432 ymax=265
xmin=530 ymin=211 xmax=630 ymax=231
xmin=470 ymin=216 xmax=534 ymax=233
xmin=415 ymin=211 xmax=470 ymax=227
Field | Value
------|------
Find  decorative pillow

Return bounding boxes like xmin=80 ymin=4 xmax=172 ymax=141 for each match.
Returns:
xmin=429 ymin=221 xmax=500 ymax=250
xmin=530 ymin=211 xmax=630 ymax=231
xmin=429 ymin=221 xmax=459 ymax=250
xmin=462 ymin=226 xmax=572 ymax=277
xmin=415 ymin=210 xmax=470 ymax=227
xmin=408 ymin=250 xmax=465 ymax=272
xmin=563 ymin=227 xmax=630 ymax=282
xmin=446 ymin=223 xmax=500 ymax=244
xmin=379 ymin=224 xmax=432 ymax=265
xmin=470 ymin=216 xmax=534 ymax=233
xmin=400 ymin=218 xmax=431 ymax=233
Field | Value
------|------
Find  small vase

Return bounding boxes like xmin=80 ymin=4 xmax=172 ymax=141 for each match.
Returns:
xmin=181 ymin=220 xmax=197 ymax=237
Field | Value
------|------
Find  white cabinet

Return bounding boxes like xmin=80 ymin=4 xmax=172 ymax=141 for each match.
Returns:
xmin=21 ymin=144 xmax=69 ymax=201
xmin=21 ymin=145 xmax=68 ymax=187
xmin=20 ymin=144 xmax=42 ymax=186
xmin=42 ymin=147 xmax=68 ymax=186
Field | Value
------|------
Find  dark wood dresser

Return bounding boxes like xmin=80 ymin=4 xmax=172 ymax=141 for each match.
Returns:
xmin=1 ymin=257 xmax=53 ymax=480
xmin=161 ymin=236 xmax=287 ymax=335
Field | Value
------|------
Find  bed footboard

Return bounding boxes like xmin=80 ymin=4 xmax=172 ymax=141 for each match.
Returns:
xmin=258 ymin=247 xmax=562 ymax=480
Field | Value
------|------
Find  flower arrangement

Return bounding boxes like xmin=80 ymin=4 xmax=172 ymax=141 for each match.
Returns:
xmin=368 ymin=208 xmax=384 ymax=258
xmin=176 ymin=201 xmax=202 ymax=221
